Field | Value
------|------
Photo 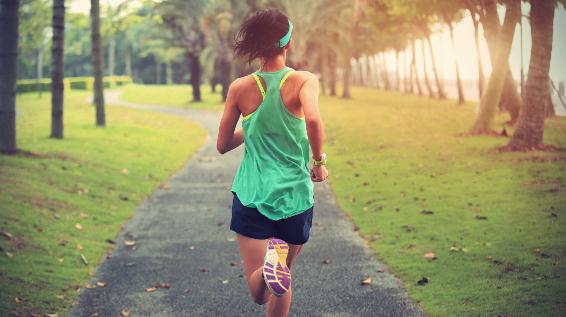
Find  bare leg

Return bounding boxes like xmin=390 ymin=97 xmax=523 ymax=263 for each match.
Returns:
xmin=265 ymin=243 xmax=302 ymax=317
xmin=236 ymin=234 xmax=304 ymax=317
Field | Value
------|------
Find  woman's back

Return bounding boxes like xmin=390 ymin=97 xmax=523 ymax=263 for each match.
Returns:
xmin=231 ymin=66 xmax=314 ymax=220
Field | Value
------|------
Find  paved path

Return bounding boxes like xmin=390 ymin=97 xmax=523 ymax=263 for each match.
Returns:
xmin=70 ymin=92 xmax=425 ymax=317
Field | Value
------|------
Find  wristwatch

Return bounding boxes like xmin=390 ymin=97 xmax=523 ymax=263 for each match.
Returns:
xmin=312 ymin=153 xmax=327 ymax=166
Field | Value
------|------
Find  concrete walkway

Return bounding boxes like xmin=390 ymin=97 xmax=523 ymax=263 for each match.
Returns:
xmin=70 ymin=92 xmax=425 ymax=317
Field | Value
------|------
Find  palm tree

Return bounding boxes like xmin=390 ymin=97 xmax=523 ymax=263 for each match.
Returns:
xmin=91 ymin=0 xmax=105 ymax=126
xmin=51 ymin=0 xmax=65 ymax=138
xmin=469 ymin=0 xmax=520 ymax=134
xmin=465 ymin=0 xmax=485 ymax=99
xmin=0 ymin=0 xmax=19 ymax=153
xmin=506 ymin=0 xmax=557 ymax=149
xmin=420 ymin=39 xmax=434 ymax=98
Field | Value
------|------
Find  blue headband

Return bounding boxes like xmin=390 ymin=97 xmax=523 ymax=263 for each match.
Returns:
xmin=277 ymin=20 xmax=293 ymax=48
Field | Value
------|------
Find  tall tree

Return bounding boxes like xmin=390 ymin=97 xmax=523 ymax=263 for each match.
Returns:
xmin=50 ymin=0 xmax=64 ymax=138
xmin=465 ymin=0 xmax=485 ymax=99
xmin=0 ymin=0 xmax=19 ymax=153
xmin=420 ymin=39 xmax=434 ymax=98
xmin=506 ymin=0 xmax=556 ymax=150
xmin=91 ymin=0 xmax=105 ymax=126
xmin=426 ymin=34 xmax=446 ymax=99
xmin=469 ymin=0 xmax=520 ymax=134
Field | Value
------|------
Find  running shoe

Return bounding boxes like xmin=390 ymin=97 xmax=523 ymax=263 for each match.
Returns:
xmin=262 ymin=238 xmax=291 ymax=297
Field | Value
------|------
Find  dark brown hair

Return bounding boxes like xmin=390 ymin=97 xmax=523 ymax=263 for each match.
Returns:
xmin=233 ymin=8 xmax=290 ymax=65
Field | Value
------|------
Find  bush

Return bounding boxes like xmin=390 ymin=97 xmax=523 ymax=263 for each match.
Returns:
xmin=16 ymin=76 xmax=132 ymax=94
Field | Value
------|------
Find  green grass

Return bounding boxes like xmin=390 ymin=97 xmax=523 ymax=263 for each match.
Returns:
xmin=0 ymin=91 xmax=206 ymax=316
xmin=320 ymin=87 xmax=566 ymax=317
xmin=121 ymin=84 xmax=225 ymax=111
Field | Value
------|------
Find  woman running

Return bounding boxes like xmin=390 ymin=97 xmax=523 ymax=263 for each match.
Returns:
xmin=216 ymin=8 xmax=328 ymax=317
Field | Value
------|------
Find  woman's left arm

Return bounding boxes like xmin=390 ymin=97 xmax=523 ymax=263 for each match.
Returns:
xmin=217 ymin=80 xmax=244 ymax=154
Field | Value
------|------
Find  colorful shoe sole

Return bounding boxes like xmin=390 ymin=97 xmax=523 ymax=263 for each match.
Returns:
xmin=263 ymin=238 xmax=291 ymax=297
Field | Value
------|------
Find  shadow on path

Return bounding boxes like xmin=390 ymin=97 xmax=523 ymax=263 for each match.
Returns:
xmin=70 ymin=91 xmax=425 ymax=317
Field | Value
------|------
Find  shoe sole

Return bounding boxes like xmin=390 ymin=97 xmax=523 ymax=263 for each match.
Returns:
xmin=263 ymin=238 xmax=291 ymax=297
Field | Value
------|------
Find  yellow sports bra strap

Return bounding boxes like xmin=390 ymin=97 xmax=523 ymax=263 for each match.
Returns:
xmin=280 ymin=70 xmax=293 ymax=88
xmin=251 ymin=73 xmax=266 ymax=98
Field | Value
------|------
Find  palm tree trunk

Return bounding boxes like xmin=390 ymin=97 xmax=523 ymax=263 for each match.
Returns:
xmin=427 ymin=35 xmax=447 ymax=99
xmin=480 ymin=0 xmax=521 ymax=123
xmin=404 ymin=48 xmax=412 ymax=93
xmin=125 ymin=47 xmax=132 ymax=78
xmin=470 ymin=9 xmax=485 ymax=100
xmin=51 ymin=0 xmax=64 ymax=139
xmin=412 ymin=41 xmax=423 ymax=96
xmin=507 ymin=0 xmax=555 ymax=149
xmin=187 ymin=53 xmax=202 ymax=102
xmin=0 ymin=0 xmax=19 ymax=153
xmin=36 ymin=46 xmax=44 ymax=97
xmin=329 ymin=49 xmax=337 ymax=96
xmin=342 ymin=56 xmax=351 ymax=99
xmin=91 ymin=0 xmax=105 ymax=126
xmin=448 ymin=22 xmax=465 ymax=104
xmin=166 ymin=62 xmax=173 ymax=85
xmin=395 ymin=50 xmax=401 ymax=91
xmin=469 ymin=0 xmax=520 ymax=134
xmin=381 ymin=53 xmax=391 ymax=90
xmin=108 ymin=35 xmax=115 ymax=77
xmin=420 ymin=39 xmax=434 ymax=98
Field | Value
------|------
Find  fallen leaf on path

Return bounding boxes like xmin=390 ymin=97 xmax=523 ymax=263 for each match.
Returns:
xmin=45 ymin=313 xmax=58 ymax=317
xmin=322 ymin=259 xmax=331 ymax=265
xmin=159 ymin=182 xmax=169 ymax=190
xmin=377 ymin=268 xmax=385 ymax=273
xmin=75 ymin=223 xmax=83 ymax=230
xmin=0 ymin=230 xmax=13 ymax=240
xmin=229 ymin=262 xmax=237 ymax=266
xmin=105 ymin=239 xmax=116 ymax=245
xmin=449 ymin=246 xmax=458 ymax=252
xmin=485 ymin=255 xmax=493 ymax=260
xmin=121 ymin=168 xmax=129 ymax=175
xmin=88 ymin=313 xmax=99 ymax=317
xmin=124 ymin=240 xmax=136 ymax=247
xmin=14 ymin=297 xmax=24 ymax=304
xmin=96 ymin=281 xmax=107 ymax=287
xmin=155 ymin=282 xmax=171 ymax=289
xmin=360 ymin=277 xmax=372 ymax=285
xmin=200 ymin=268 xmax=209 ymax=273
xmin=417 ymin=277 xmax=429 ymax=285
xmin=145 ymin=287 xmax=157 ymax=292
xmin=76 ymin=244 xmax=83 ymax=251
xmin=420 ymin=210 xmax=434 ymax=215
xmin=222 ymin=280 xmax=229 ymax=284
xmin=80 ymin=212 xmax=89 ymax=219
xmin=227 ymin=237 xmax=235 ymax=242
xmin=5 ymin=252 xmax=14 ymax=258
xmin=120 ymin=308 xmax=130 ymax=316
xmin=423 ymin=252 xmax=438 ymax=260
xmin=189 ymin=245 xmax=195 ymax=250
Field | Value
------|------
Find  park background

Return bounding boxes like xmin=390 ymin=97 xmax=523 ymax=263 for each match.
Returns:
xmin=1 ymin=0 xmax=565 ymax=316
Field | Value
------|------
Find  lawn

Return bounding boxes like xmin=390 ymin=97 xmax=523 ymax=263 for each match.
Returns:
xmin=320 ymin=87 xmax=566 ymax=317
xmin=121 ymin=84 xmax=225 ymax=112
xmin=0 ymin=91 xmax=206 ymax=316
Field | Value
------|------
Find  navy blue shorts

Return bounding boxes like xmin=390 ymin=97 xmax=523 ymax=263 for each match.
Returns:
xmin=230 ymin=192 xmax=314 ymax=245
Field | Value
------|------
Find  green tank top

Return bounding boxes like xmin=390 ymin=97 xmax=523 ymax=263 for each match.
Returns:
xmin=231 ymin=66 xmax=314 ymax=220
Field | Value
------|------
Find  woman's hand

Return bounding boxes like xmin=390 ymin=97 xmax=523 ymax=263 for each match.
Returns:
xmin=310 ymin=165 xmax=329 ymax=182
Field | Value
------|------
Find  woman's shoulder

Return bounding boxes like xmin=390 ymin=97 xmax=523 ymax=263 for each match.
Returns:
xmin=287 ymin=70 xmax=317 ymax=88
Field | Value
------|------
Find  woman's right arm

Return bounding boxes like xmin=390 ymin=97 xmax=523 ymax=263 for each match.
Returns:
xmin=299 ymin=73 xmax=328 ymax=182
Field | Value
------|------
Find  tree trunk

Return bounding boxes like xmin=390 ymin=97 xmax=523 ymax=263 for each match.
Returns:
xmin=166 ymin=62 xmax=173 ymax=85
xmin=187 ymin=53 xmax=201 ymax=102
xmin=507 ymin=0 xmax=555 ymax=149
xmin=481 ymin=0 xmax=521 ymax=123
xmin=420 ymin=39 xmax=434 ymax=98
xmin=319 ymin=48 xmax=327 ymax=95
xmin=108 ymin=36 xmax=115 ymax=76
xmin=470 ymin=9 xmax=485 ymax=100
xmin=404 ymin=49 xmax=412 ymax=93
xmin=427 ymin=35 xmax=447 ymax=99
xmin=380 ymin=53 xmax=391 ymax=91
xmin=370 ymin=54 xmax=380 ymax=88
xmin=545 ymin=88 xmax=555 ymax=117
xmin=219 ymin=58 xmax=231 ymax=101
xmin=91 ymin=0 xmax=105 ymax=126
xmin=469 ymin=0 xmax=520 ymax=134
xmin=125 ymin=48 xmax=132 ymax=78
xmin=342 ymin=57 xmax=351 ymax=99
xmin=412 ymin=41 xmax=423 ymax=96
xmin=395 ymin=50 xmax=401 ymax=91
xmin=36 ymin=46 xmax=44 ymax=97
xmin=449 ymin=22 xmax=465 ymax=104
xmin=156 ymin=62 xmax=161 ymax=84
xmin=329 ymin=50 xmax=337 ymax=96
xmin=364 ymin=55 xmax=371 ymax=87
xmin=0 ymin=0 xmax=19 ymax=153
xmin=51 ymin=0 xmax=64 ymax=139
